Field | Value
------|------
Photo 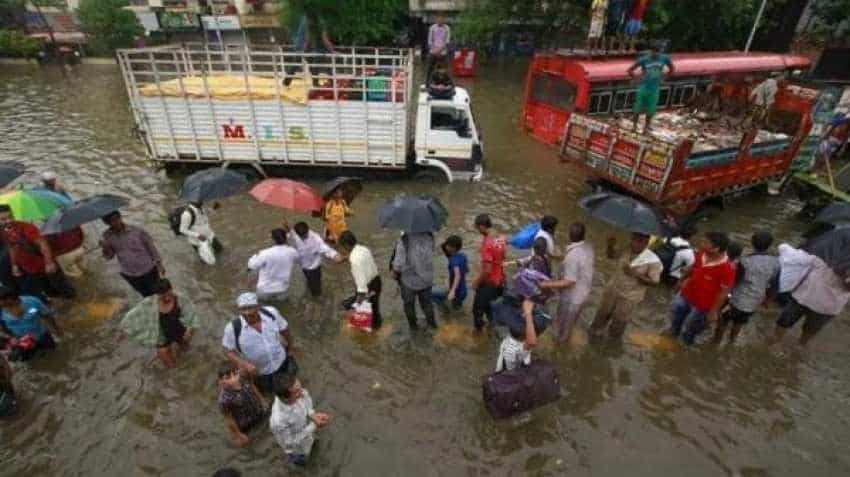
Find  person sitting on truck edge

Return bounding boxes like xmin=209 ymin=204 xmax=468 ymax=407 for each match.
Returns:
xmin=712 ymin=231 xmax=779 ymax=345
xmin=323 ymin=188 xmax=351 ymax=245
xmin=628 ymin=45 xmax=675 ymax=134
xmin=428 ymin=66 xmax=455 ymax=99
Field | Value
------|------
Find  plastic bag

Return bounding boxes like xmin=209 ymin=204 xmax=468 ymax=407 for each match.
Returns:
xmin=509 ymin=222 xmax=541 ymax=249
xmin=198 ymin=239 xmax=216 ymax=265
xmin=348 ymin=300 xmax=373 ymax=332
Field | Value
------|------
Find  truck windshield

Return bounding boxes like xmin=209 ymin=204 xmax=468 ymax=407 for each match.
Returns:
xmin=530 ymin=74 xmax=577 ymax=112
xmin=431 ymin=106 xmax=470 ymax=136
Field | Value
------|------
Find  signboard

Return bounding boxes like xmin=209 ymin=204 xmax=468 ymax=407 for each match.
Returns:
xmin=201 ymin=15 xmax=242 ymax=31
xmin=156 ymin=11 xmax=200 ymax=31
xmin=239 ymin=14 xmax=280 ymax=29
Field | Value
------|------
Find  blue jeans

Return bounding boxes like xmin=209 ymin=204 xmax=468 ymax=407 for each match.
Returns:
xmin=670 ymin=294 xmax=708 ymax=345
xmin=432 ymin=288 xmax=464 ymax=310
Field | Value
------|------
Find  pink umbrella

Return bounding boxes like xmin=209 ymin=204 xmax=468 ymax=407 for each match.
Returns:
xmin=250 ymin=178 xmax=324 ymax=214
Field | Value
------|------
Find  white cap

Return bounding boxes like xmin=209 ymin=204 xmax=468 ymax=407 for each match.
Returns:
xmin=236 ymin=292 xmax=260 ymax=308
xmin=41 ymin=171 xmax=57 ymax=181
xmin=236 ymin=292 xmax=258 ymax=308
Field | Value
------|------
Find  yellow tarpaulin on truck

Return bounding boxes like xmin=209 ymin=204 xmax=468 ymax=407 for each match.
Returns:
xmin=138 ymin=74 xmax=308 ymax=104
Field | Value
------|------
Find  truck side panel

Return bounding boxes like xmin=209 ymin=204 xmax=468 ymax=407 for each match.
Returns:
xmin=139 ymin=98 xmax=408 ymax=168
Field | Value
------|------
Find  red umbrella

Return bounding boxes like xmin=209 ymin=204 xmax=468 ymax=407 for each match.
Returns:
xmin=250 ymin=179 xmax=323 ymax=214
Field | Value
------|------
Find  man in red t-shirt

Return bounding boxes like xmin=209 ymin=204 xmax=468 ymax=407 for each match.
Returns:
xmin=670 ymin=231 xmax=736 ymax=345
xmin=0 ymin=205 xmax=74 ymax=300
xmin=471 ymin=214 xmax=506 ymax=330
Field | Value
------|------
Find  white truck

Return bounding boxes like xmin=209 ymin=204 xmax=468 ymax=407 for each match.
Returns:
xmin=116 ymin=44 xmax=483 ymax=182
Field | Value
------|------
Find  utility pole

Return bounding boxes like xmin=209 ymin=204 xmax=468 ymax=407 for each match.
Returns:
xmin=744 ymin=0 xmax=768 ymax=53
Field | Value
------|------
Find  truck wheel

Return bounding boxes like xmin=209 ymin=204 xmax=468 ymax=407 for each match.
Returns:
xmin=413 ymin=169 xmax=447 ymax=183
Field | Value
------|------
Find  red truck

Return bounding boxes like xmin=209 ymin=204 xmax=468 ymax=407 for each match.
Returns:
xmin=559 ymin=82 xmax=817 ymax=218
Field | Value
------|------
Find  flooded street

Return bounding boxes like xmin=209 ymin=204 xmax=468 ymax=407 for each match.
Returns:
xmin=1 ymin=61 xmax=849 ymax=476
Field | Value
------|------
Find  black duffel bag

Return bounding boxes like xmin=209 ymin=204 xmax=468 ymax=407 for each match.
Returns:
xmin=482 ymin=359 xmax=561 ymax=419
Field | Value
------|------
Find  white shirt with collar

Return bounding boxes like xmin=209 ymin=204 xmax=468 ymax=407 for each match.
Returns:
xmin=179 ymin=203 xmax=214 ymax=247
xmin=221 ymin=307 xmax=288 ymax=376
xmin=349 ymin=244 xmax=378 ymax=293
xmin=288 ymin=230 xmax=339 ymax=271
xmin=668 ymin=237 xmax=695 ymax=279
xmin=248 ymin=244 xmax=299 ymax=295
xmin=533 ymin=229 xmax=556 ymax=256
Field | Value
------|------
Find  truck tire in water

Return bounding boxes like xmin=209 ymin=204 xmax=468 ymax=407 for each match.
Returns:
xmin=413 ymin=169 xmax=448 ymax=183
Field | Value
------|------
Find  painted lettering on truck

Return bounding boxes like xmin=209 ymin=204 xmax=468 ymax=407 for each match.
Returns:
xmin=222 ymin=123 xmax=246 ymax=139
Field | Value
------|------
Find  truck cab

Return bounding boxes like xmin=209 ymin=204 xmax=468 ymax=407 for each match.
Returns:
xmin=414 ymin=85 xmax=484 ymax=182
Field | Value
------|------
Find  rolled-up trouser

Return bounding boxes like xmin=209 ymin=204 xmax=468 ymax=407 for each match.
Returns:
xmin=400 ymin=283 xmax=436 ymax=329
xmin=555 ymin=299 xmax=584 ymax=342
xmin=303 ymin=267 xmax=322 ymax=297
xmin=670 ymin=294 xmax=708 ymax=345
xmin=590 ymin=288 xmax=640 ymax=339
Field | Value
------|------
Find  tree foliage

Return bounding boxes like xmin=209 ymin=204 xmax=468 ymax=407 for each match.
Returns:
xmin=77 ymin=0 xmax=142 ymax=52
xmin=277 ymin=0 xmax=407 ymax=46
xmin=454 ymin=0 xmax=588 ymax=46
xmin=0 ymin=28 xmax=40 ymax=56
xmin=805 ymin=0 xmax=850 ymax=42
xmin=451 ymin=0 xmax=850 ymax=51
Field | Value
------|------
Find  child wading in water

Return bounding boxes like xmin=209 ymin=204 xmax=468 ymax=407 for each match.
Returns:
xmin=323 ymin=188 xmax=351 ymax=244
xmin=432 ymin=235 xmax=468 ymax=312
xmin=217 ymin=360 xmax=269 ymax=447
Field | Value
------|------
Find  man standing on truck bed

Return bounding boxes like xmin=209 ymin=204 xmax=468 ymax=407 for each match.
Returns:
xmin=628 ymin=45 xmax=675 ymax=134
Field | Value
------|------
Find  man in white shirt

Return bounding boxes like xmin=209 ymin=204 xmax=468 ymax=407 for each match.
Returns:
xmin=248 ymin=229 xmax=299 ymax=302
xmin=222 ymin=292 xmax=296 ymax=393
xmin=282 ymin=219 xmax=343 ymax=297
xmin=533 ymin=215 xmax=560 ymax=259
xmin=339 ymin=231 xmax=382 ymax=328
xmin=179 ymin=201 xmax=222 ymax=256
xmin=666 ymin=225 xmax=697 ymax=281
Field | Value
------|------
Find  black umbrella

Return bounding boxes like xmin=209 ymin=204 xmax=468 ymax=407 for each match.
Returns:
xmin=178 ymin=168 xmax=248 ymax=203
xmin=0 ymin=161 xmax=26 ymax=188
xmin=41 ymin=194 xmax=129 ymax=235
xmin=321 ymin=176 xmax=363 ymax=204
xmin=802 ymin=227 xmax=850 ymax=279
xmin=377 ymin=194 xmax=449 ymax=234
xmin=814 ymin=202 xmax=850 ymax=225
xmin=579 ymin=192 xmax=674 ymax=236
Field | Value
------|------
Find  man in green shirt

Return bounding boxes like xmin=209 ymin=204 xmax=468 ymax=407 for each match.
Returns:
xmin=627 ymin=46 xmax=675 ymax=134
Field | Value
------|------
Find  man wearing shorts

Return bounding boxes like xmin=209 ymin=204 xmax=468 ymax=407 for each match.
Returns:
xmin=768 ymin=256 xmax=850 ymax=347
xmin=628 ymin=46 xmax=675 ymax=134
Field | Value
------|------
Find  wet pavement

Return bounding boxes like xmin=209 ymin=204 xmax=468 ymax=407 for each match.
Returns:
xmin=1 ymin=60 xmax=849 ymax=476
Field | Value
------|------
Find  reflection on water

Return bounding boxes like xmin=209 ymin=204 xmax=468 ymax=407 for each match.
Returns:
xmin=1 ymin=61 xmax=849 ymax=476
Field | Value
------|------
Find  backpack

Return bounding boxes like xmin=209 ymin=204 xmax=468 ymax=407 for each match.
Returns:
xmin=388 ymin=234 xmax=410 ymax=273
xmin=231 ymin=307 xmax=276 ymax=354
xmin=652 ymin=239 xmax=690 ymax=276
xmin=168 ymin=206 xmax=195 ymax=236
xmin=509 ymin=222 xmax=541 ymax=250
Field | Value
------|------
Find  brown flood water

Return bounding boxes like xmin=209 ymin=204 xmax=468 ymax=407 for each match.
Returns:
xmin=0 ymin=60 xmax=848 ymax=477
